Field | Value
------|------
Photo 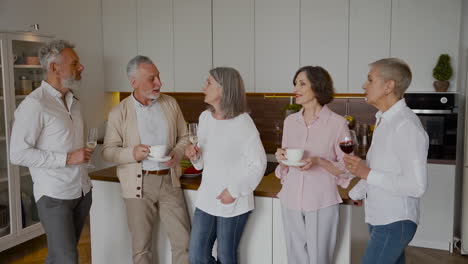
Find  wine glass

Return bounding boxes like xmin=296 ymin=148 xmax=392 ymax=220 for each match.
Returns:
xmin=188 ymin=123 xmax=198 ymax=145
xmin=339 ymin=130 xmax=357 ymax=178
xmin=86 ymin=128 xmax=98 ymax=169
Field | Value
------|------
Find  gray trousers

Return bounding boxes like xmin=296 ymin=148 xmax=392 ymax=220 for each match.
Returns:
xmin=281 ymin=204 xmax=339 ymax=264
xmin=36 ymin=191 xmax=92 ymax=264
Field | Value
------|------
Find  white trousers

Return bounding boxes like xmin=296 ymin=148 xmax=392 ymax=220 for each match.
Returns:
xmin=281 ymin=204 xmax=339 ymax=264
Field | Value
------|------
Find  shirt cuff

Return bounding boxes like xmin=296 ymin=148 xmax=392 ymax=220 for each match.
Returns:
xmin=366 ymin=169 xmax=384 ymax=187
xmin=227 ymin=184 xmax=240 ymax=199
xmin=58 ymin=152 xmax=68 ymax=168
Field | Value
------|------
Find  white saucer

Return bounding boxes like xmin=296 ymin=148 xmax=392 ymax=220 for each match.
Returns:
xmin=281 ymin=160 xmax=306 ymax=167
xmin=147 ymin=155 xmax=171 ymax=162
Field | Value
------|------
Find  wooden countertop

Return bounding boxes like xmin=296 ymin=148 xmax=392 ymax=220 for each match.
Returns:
xmin=89 ymin=166 xmax=359 ymax=203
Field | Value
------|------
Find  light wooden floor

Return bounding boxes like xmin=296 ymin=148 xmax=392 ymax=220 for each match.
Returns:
xmin=1 ymin=218 xmax=467 ymax=264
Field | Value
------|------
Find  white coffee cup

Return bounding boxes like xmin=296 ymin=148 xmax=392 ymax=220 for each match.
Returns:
xmin=286 ymin=149 xmax=304 ymax=162
xmin=150 ymin=145 xmax=167 ymax=158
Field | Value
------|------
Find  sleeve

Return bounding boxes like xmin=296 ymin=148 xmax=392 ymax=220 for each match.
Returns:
xmin=9 ymin=99 xmax=67 ymax=168
xmin=331 ymin=121 xmax=351 ymax=188
xmin=348 ymin=179 xmax=368 ymax=200
xmin=170 ymin=101 xmax=190 ymax=160
xmin=275 ymin=118 xmax=290 ymax=181
xmin=101 ymin=108 xmax=137 ymax=164
xmin=329 ymin=120 xmax=348 ymax=172
xmin=227 ymin=132 xmax=267 ymax=199
xmin=366 ymin=120 xmax=429 ymax=198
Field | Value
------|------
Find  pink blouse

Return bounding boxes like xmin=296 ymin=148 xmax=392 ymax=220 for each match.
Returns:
xmin=275 ymin=105 xmax=351 ymax=211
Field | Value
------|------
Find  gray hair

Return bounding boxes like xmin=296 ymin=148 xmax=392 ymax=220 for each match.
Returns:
xmin=370 ymin=58 xmax=412 ymax=99
xmin=126 ymin=55 xmax=154 ymax=79
xmin=208 ymin=67 xmax=248 ymax=119
xmin=38 ymin=40 xmax=75 ymax=74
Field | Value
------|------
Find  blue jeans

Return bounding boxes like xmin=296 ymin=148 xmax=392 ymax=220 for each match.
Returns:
xmin=361 ymin=220 xmax=417 ymax=264
xmin=189 ymin=208 xmax=251 ymax=264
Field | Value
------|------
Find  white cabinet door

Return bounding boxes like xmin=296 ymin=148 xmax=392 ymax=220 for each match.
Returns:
xmin=238 ymin=197 xmax=273 ymax=263
xmin=410 ymin=164 xmax=456 ymax=250
xmin=174 ymin=0 xmax=212 ymax=92
xmin=348 ymin=0 xmax=391 ymax=93
xmin=102 ymin=0 xmax=137 ymax=92
xmin=300 ymin=0 xmax=349 ymax=93
xmin=213 ymin=0 xmax=255 ymax=92
xmin=255 ymin=0 xmax=299 ymax=93
xmin=391 ymin=0 xmax=461 ymax=92
xmin=138 ymin=0 xmax=175 ymax=92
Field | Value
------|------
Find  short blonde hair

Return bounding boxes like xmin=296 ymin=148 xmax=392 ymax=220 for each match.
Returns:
xmin=370 ymin=58 xmax=412 ymax=98
xmin=208 ymin=67 xmax=248 ymax=119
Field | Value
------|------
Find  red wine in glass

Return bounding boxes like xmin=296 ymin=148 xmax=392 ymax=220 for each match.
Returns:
xmin=339 ymin=141 xmax=355 ymax=154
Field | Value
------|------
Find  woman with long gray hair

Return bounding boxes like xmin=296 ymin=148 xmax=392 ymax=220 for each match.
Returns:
xmin=185 ymin=67 xmax=267 ymax=264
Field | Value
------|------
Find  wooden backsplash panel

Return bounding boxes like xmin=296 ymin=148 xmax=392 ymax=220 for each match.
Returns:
xmin=120 ymin=92 xmax=378 ymax=153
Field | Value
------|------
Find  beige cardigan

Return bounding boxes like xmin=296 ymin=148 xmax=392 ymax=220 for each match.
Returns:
xmin=102 ymin=94 xmax=189 ymax=198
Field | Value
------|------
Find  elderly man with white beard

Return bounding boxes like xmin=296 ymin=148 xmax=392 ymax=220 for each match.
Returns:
xmin=102 ymin=55 xmax=191 ymax=264
xmin=9 ymin=40 xmax=93 ymax=264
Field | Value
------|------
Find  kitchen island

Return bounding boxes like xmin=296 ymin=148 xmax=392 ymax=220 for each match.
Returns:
xmin=89 ymin=165 xmax=358 ymax=264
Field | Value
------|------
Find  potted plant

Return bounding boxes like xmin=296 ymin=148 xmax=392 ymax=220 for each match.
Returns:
xmin=282 ymin=103 xmax=302 ymax=117
xmin=432 ymin=54 xmax=453 ymax=92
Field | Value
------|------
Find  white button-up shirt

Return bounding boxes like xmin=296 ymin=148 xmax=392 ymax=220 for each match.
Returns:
xmin=349 ymin=99 xmax=429 ymax=225
xmin=132 ymin=94 xmax=169 ymax=171
xmin=10 ymin=81 xmax=91 ymax=201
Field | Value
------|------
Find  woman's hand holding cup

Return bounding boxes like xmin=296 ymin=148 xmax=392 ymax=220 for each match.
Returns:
xmin=275 ymin=148 xmax=287 ymax=167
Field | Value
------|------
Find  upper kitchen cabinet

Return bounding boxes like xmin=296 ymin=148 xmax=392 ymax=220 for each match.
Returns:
xmin=255 ymin=0 xmax=300 ymax=93
xmin=213 ymin=0 xmax=255 ymax=92
xmin=102 ymin=0 xmax=137 ymax=92
xmin=348 ymin=0 xmax=391 ymax=93
xmin=391 ymin=0 xmax=461 ymax=92
xmin=301 ymin=0 xmax=349 ymax=93
xmin=173 ymin=0 xmax=212 ymax=92
xmin=138 ymin=0 xmax=174 ymax=92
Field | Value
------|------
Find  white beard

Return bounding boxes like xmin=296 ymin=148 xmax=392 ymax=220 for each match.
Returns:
xmin=145 ymin=92 xmax=160 ymax=100
xmin=61 ymin=77 xmax=82 ymax=91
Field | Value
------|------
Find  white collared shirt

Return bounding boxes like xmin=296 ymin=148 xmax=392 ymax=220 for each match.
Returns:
xmin=132 ymin=94 xmax=168 ymax=171
xmin=349 ymin=99 xmax=429 ymax=225
xmin=10 ymin=81 xmax=91 ymax=201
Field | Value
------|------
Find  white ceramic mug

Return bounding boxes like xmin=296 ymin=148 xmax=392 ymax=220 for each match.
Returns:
xmin=286 ymin=149 xmax=304 ymax=162
xmin=150 ymin=145 xmax=167 ymax=158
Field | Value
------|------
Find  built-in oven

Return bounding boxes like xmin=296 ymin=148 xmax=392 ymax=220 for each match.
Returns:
xmin=404 ymin=93 xmax=457 ymax=160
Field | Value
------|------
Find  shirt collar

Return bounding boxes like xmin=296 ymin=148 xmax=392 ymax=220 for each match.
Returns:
xmin=293 ymin=104 xmax=332 ymax=124
xmin=375 ymin=98 xmax=406 ymax=122
xmin=41 ymin=80 xmax=74 ymax=102
xmin=132 ymin=92 xmax=157 ymax=108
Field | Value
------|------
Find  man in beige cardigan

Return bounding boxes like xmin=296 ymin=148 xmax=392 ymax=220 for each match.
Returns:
xmin=102 ymin=56 xmax=190 ymax=264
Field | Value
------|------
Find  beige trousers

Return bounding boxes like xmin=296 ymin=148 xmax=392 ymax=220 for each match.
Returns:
xmin=124 ymin=173 xmax=190 ymax=264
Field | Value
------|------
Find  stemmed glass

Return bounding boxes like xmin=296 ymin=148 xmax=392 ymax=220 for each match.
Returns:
xmin=86 ymin=128 xmax=98 ymax=169
xmin=339 ymin=130 xmax=357 ymax=178
xmin=188 ymin=123 xmax=198 ymax=145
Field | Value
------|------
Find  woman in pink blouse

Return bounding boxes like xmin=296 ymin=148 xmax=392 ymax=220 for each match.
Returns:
xmin=275 ymin=66 xmax=351 ymax=264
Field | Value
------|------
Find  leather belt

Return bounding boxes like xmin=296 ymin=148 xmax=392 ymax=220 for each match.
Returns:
xmin=144 ymin=169 xmax=170 ymax=176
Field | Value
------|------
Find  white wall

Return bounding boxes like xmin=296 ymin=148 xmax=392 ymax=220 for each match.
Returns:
xmin=460 ymin=0 xmax=468 ymax=255
xmin=0 ymin=0 xmax=115 ymax=130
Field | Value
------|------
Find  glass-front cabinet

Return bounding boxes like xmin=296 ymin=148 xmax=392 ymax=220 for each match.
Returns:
xmin=0 ymin=32 xmax=52 ymax=251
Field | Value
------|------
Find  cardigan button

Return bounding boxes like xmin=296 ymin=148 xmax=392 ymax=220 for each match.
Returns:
xmin=137 ymin=187 xmax=141 ymax=190
xmin=136 ymin=194 xmax=140 ymax=198
xmin=137 ymin=174 xmax=141 ymax=178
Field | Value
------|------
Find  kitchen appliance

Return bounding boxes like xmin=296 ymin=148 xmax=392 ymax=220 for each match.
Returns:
xmin=404 ymin=93 xmax=458 ymax=160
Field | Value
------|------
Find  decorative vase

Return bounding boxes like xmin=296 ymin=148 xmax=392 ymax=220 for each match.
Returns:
xmin=433 ymin=80 xmax=449 ymax=92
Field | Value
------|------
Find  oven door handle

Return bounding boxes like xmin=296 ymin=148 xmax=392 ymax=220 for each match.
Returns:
xmin=411 ymin=109 xmax=452 ymax=114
